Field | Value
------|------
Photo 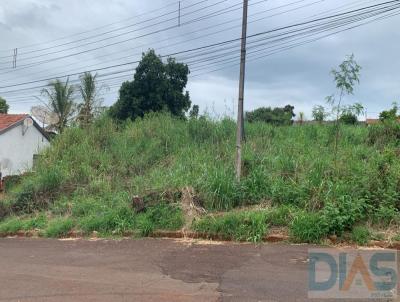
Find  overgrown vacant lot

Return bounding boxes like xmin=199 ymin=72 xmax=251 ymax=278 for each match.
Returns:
xmin=1 ymin=114 xmax=400 ymax=243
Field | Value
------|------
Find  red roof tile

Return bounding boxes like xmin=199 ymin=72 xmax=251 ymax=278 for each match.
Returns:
xmin=0 ymin=114 xmax=29 ymax=132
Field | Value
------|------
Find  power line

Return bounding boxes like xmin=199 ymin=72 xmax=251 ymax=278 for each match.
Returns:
xmin=0 ymin=0 xmax=244 ymax=67
xmin=2 ymin=0 xmax=399 ymax=101
xmin=0 ymin=0 xmax=196 ymax=54
xmin=0 ymin=0 xmax=315 ymax=81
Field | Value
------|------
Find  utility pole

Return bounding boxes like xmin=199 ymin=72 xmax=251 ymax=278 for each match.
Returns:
xmin=178 ymin=1 xmax=181 ymax=26
xmin=235 ymin=0 xmax=248 ymax=181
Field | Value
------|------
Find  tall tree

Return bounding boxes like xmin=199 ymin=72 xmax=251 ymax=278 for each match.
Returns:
xmin=110 ymin=50 xmax=191 ymax=120
xmin=77 ymin=72 xmax=103 ymax=127
xmin=0 ymin=97 xmax=9 ymax=114
xmin=41 ymin=79 xmax=75 ymax=133
xmin=312 ymin=105 xmax=329 ymax=123
xmin=326 ymin=54 xmax=361 ymax=165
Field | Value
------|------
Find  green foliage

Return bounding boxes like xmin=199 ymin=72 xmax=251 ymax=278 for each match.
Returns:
xmin=339 ymin=113 xmax=358 ymax=125
xmin=367 ymin=122 xmax=400 ymax=147
xmin=372 ymin=205 xmax=400 ymax=227
xmin=110 ymin=50 xmax=191 ymax=120
xmin=266 ymin=205 xmax=297 ymax=227
xmin=44 ymin=217 xmax=74 ymax=238
xmin=379 ymin=103 xmax=398 ymax=122
xmin=0 ymin=217 xmax=25 ymax=233
xmin=245 ymin=105 xmax=295 ymax=125
xmin=312 ymin=105 xmax=329 ymax=122
xmin=4 ymin=113 xmax=400 ymax=241
xmin=193 ymin=211 xmax=269 ymax=242
xmin=189 ymin=105 xmax=200 ymax=119
xmin=0 ymin=96 xmax=9 ymax=114
xmin=330 ymin=54 xmax=361 ymax=96
xmin=351 ymin=226 xmax=371 ymax=245
xmin=136 ymin=203 xmax=184 ymax=236
xmin=77 ymin=72 xmax=103 ymax=127
xmin=41 ymin=78 xmax=75 ymax=133
xmin=290 ymin=212 xmax=328 ymax=243
xmin=322 ymin=196 xmax=366 ymax=235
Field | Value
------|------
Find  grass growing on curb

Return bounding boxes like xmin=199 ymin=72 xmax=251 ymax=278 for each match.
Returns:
xmin=44 ymin=217 xmax=74 ymax=238
xmin=193 ymin=211 xmax=269 ymax=242
xmin=290 ymin=212 xmax=328 ymax=244
xmin=0 ymin=214 xmax=48 ymax=234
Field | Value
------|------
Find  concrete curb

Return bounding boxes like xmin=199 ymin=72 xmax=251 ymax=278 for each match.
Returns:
xmin=2 ymin=230 xmax=400 ymax=249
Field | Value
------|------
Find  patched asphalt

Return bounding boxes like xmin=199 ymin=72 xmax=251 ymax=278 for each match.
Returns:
xmin=0 ymin=238 xmax=396 ymax=301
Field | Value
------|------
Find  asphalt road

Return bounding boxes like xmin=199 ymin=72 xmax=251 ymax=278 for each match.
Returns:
xmin=0 ymin=238 xmax=396 ymax=302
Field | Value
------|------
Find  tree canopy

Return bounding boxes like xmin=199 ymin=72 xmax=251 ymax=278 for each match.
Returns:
xmin=41 ymin=79 xmax=75 ymax=133
xmin=379 ymin=103 xmax=398 ymax=122
xmin=77 ymin=72 xmax=104 ymax=127
xmin=0 ymin=97 xmax=9 ymax=114
xmin=110 ymin=50 xmax=191 ymax=120
xmin=312 ymin=105 xmax=329 ymax=122
xmin=245 ymin=105 xmax=295 ymax=125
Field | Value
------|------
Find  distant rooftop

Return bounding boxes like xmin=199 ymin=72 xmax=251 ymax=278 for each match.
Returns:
xmin=0 ymin=114 xmax=29 ymax=132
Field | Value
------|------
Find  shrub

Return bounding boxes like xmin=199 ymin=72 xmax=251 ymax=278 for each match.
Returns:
xmin=322 ymin=196 xmax=365 ymax=236
xmin=290 ymin=212 xmax=328 ymax=244
xmin=372 ymin=206 xmax=399 ymax=227
xmin=351 ymin=226 xmax=371 ymax=245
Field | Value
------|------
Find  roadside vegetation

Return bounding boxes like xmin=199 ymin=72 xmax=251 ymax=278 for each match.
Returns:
xmin=1 ymin=52 xmax=400 ymax=245
xmin=0 ymin=113 xmax=400 ymax=244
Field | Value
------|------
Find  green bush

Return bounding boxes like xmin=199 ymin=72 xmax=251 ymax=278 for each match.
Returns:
xmin=322 ymin=196 xmax=365 ymax=236
xmin=351 ymin=226 xmax=371 ymax=245
xmin=372 ymin=205 xmax=399 ymax=227
xmin=290 ymin=212 xmax=328 ymax=244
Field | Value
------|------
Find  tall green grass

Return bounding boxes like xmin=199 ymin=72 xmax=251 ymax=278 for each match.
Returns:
xmin=2 ymin=113 xmax=400 ymax=240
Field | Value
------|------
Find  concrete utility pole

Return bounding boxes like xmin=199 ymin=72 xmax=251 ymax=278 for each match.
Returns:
xmin=235 ymin=0 xmax=248 ymax=181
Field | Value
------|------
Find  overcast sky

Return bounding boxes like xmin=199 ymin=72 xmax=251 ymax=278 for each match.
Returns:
xmin=0 ymin=0 xmax=399 ymax=120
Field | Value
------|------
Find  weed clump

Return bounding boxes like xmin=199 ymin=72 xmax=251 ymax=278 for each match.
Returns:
xmin=290 ymin=212 xmax=328 ymax=244
xmin=193 ymin=211 xmax=268 ymax=242
xmin=351 ymin=226 xmax=371 ymax=245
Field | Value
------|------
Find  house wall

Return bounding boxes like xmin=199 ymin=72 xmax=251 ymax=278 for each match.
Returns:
xmin=0 ymin=124 xmax=50 ymax=177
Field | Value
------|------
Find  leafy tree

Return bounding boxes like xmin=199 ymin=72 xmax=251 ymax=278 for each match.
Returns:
xmin=245 ymin=105 xmax=295 ymax=125
xmin=326 ymin=54 xmax=361 ymax=164
xmin=339 ymin=113 xmax=358 ymax=125
xmin=110 ymin=50 xmax=191 ymax=120
xmin=0 ymin=97 xmax=9 ymax=114
xmin=339 ymin=103 xmax=364 ymax=125
xmin=379 ymin=102 xmax=398 ymax=122
xmin=41 ymin=79 xmax=75 ymax=133
xmin=77 ymin=72 xmax=104 ymax=127
xmin=189 ymin=104 xmax=199 ymax=119
xmin=312 ymin=105 xmax=329 ymax=122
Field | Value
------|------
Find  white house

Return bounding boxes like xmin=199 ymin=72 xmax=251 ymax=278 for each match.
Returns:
xmin=0 ymin=114 xmax=50 ymax=177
